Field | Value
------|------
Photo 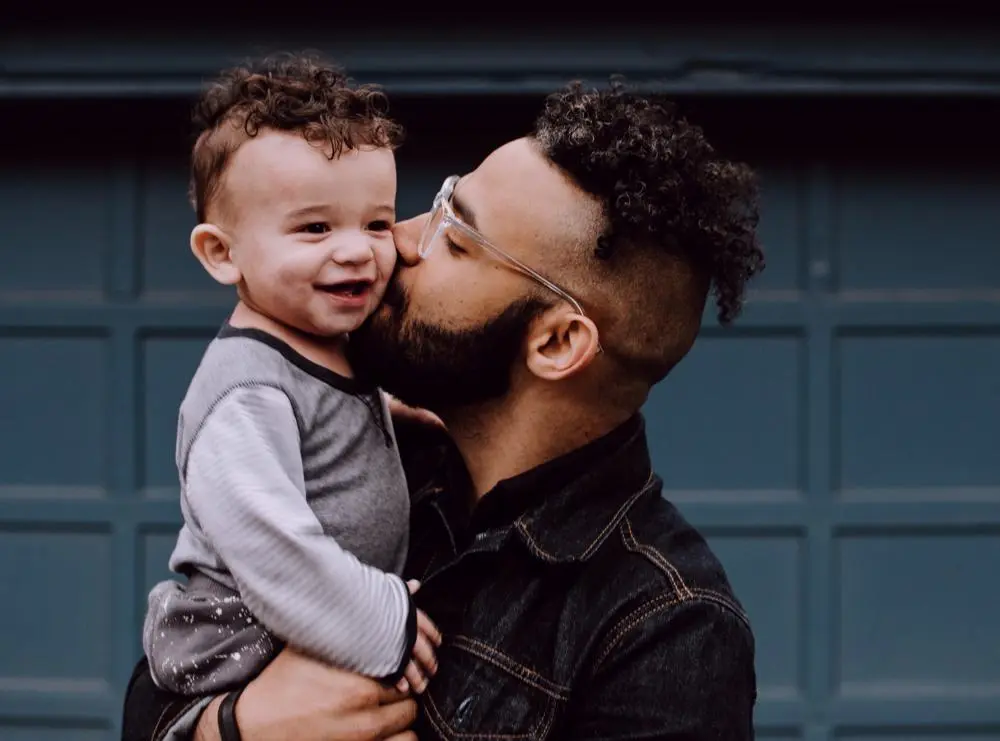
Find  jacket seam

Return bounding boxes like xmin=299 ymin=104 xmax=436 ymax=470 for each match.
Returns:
xmin=618 ymin=515 xmax=752 ymax=624
xmin=591 ymin=588 xmax=752 ymax=673
xmin=514 ymin=471 xmax=655 ymax=562
xmin=452 ymin=635 xmax=571 ymax=700
xmin=593 ymin=592 xmax=685 ymax=671
xmin=620 ymin=515 xmax=693 ymax=600
xmin=689 ymin=588 xmax=752 ymax=628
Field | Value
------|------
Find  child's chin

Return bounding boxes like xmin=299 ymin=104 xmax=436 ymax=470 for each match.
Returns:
xmin=329 ymin=317 xmax=368 ymax=337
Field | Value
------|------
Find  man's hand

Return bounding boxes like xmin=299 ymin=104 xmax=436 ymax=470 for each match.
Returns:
xmin=194 ymin=648 xmax=418 ymax=741
xmin=397 ymin=580 xmax=443 ymax=695
xmin=383 ymin=392 xmax=445 ymax=429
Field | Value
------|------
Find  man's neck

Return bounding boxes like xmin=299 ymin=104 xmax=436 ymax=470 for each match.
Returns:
xmin=440 ymin=392 xmax=634 ymax=500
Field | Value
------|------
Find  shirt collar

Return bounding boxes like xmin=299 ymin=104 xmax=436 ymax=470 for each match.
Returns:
xmin=408 ymin=414 xmax=656 ymax=564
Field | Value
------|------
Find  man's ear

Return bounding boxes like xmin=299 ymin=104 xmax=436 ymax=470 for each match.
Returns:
xmin=190 ymin=223 xmax=241 ymax=285
xmin=525 ymin=310 xmax=600 ymax=381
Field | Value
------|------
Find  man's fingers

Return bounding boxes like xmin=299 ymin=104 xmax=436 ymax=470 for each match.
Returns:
xmin=416 ymin=409 xmax=446 ymax=428
xmin=384 ymin=392 xmax=446 ymax=429
xmin=384 ymin=733 xmax=418 ymax=741
xmin=412 ymin=636 xmax=437 ymax=679
xmin=404 ymin=661 xmax=427 ymax=694
xmin=407 ymin=579 xmax=421 ymax=594
xmin=417 ymin=611 xmax=442 ymax=647
xmin=376 ymin=683 xmax=410 ymax=705
xmin=358 ymin=698 xmax=418 ymax=739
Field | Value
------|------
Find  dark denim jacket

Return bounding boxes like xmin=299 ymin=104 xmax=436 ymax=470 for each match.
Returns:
xmin=122 ymin=414 xmax=757 ymax=740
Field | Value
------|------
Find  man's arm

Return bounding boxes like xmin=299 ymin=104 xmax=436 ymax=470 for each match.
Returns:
xmin=566 ymin=597 xmax=757 ymax=741
xmin=120 ymin=650 xmax=418 ymax=741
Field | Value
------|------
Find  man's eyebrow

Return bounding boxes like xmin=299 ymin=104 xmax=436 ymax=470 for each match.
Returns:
xmin=450 ymin=188 xmax=478 ymax=230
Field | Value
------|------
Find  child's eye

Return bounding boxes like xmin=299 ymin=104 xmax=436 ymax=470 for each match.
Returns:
xmin=368 ymin=220 xmax=392 ymax=232
xmin=301 ymin=223 xmax=329 ymax=234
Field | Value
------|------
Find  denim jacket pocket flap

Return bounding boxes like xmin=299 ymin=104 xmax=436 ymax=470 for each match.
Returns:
xmin=421 ymin=635 xmax=568 ymax=741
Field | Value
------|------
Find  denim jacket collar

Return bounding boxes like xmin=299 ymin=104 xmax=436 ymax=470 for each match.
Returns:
xmin=509 ymin=414 xmax=655 ymax=563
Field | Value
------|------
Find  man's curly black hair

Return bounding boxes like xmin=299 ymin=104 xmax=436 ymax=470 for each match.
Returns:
xmin=533 ymin=78 xmax=764 ymax=325
xmin=189 ymin=51 xmax=403 ymax=223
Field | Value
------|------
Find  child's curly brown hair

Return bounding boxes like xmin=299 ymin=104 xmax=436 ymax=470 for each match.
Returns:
xmin=188 ymin=51 xmax=403 ymax=223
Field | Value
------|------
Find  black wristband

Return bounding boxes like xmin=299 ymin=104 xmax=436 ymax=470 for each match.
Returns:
xmin=218 ymin=687 xmax=246 ymax=741
xmin=378 ymin=586 xmax=419 ymax=686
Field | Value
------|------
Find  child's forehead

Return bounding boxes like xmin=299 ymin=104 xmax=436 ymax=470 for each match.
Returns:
xmin=227 ymin=133 xmax=396 ymax=210
xmin=230 ymin=133 xmax=338 ymax=186
xmin=229 ymin=135 xmax=395 ymax=199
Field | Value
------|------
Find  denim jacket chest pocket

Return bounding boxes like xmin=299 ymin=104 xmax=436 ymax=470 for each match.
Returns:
xmin=420 ymin=635 xmax=570 ymax=741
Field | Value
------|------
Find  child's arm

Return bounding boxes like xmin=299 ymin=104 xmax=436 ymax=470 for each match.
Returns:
xmin=180 ymin=383 xmax=422 ymax=685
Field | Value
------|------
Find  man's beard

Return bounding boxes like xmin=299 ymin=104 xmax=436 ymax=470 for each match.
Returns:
xmin=347 ymin=276 xmax=548 ymax=413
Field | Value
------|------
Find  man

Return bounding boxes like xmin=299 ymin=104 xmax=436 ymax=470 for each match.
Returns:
xmin=122 ymin=74 xmax=765 ymax=741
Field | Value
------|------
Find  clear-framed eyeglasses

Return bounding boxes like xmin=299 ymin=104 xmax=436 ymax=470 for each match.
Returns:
xmin=417 ymin=175 xmax=593 ymax=324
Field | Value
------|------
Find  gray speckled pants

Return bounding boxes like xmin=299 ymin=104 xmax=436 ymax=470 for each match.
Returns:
xmin=142 ymin=573 xmax=280 ymax=695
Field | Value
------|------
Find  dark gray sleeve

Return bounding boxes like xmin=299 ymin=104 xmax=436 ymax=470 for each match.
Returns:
xmin=184 ymin=385 xmax=412 ymax=679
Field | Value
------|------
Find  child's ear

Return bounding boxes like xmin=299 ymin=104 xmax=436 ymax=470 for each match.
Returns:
xmin=190 ymin=224 xmax=241 ymax=285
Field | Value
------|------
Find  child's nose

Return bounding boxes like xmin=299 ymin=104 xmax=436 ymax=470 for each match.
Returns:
xmin=332 ymin=234 xmax=374 ymax=265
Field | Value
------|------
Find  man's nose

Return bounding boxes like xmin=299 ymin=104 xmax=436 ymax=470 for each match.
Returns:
xmin=392 ymin=214 xmax=427 ymax=266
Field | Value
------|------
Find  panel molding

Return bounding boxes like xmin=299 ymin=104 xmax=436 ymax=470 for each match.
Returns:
xmin=3 ymin=21 xmax=1000 ymax=98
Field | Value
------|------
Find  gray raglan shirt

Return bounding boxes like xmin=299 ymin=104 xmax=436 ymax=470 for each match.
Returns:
xmin=150 ymin=323 xmax=411 ymax=685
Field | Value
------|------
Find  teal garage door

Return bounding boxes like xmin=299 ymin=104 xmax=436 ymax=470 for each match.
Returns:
xmin=0 ymin=95 xmax=997 ymax=741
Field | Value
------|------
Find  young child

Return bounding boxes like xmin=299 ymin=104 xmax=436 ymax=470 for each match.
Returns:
xmin=141 ymin=53 xmax=439 ymax=697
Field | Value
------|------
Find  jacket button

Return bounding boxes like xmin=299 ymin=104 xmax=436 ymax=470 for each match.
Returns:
xmin=454 ymin=696 xmax=474 ymax=724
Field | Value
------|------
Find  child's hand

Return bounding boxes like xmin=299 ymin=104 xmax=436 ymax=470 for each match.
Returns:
xmin=396 ymin=580 xmax=442 ymax=695
xmin=383 ymin=392 xmax=445 ymax=430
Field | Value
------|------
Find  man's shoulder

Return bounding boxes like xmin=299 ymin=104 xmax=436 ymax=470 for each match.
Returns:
xmin=587 ymin=484 xmax=751 ymax=634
